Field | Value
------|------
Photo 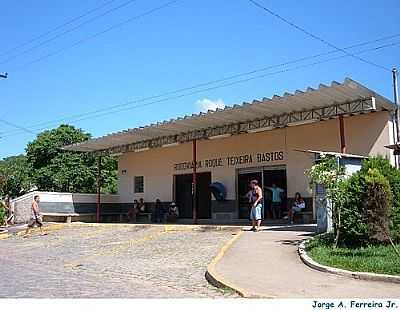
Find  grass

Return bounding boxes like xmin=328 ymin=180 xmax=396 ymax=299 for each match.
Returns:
xmin=306 ymin=234 xmax=400 ymax=276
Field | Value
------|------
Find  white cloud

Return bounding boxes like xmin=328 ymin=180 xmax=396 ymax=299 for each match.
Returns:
xmin=196 ymin=98 xmax=225 ymax=112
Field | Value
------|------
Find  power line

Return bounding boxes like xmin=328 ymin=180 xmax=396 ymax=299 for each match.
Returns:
xmin=53 ymin=41 xmax=399 ymax=123
xmin=9 ymin=0 xmax=180 ymax=71
xmin=2 ymin=39 xmax=399 ymax=139
xmin=0 ymin=119 xmax=37 ymax=136
xmin=248 ymin=0 xmax=392 ymax=72
xmin=3 ymin=33 xmax=399 ymax=134
xmin=0 ymin=0 xmax=138 ymax=65
xmin=0 ymin=0 xmax=118 ymax=59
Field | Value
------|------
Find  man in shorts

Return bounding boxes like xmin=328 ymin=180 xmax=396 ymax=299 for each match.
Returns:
xmin=24 ymin=195 xmax=46 ymax=237
xmin=249 ymin=180 xmax=263 ymax=232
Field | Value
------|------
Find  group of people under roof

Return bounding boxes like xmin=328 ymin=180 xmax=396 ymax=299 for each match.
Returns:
xmin=127 ymin=179 xmax=306 ymax=228
xmin=246 ymin=180 xmax=306 ymax=231
xmin=127 ymin=198 xmax=179 ymax=224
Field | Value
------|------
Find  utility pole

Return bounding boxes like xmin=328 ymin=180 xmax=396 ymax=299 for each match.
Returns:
xmin=96 ymin=156 xmax=102 ymax=223
xmin=392 ymin=68 xmax=400 ymax=168
xmin=192 ymin=139 xmax=198 ymax=224
xmin=0 ymin=72 xmax=7 ymax=79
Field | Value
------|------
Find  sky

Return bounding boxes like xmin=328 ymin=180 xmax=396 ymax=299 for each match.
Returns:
xmin=0 ymin=0 xmax=399 ymax=159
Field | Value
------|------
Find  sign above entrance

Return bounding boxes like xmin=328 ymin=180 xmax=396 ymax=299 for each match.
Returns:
xmin=173 ymin=151 xmax=284 ymax=171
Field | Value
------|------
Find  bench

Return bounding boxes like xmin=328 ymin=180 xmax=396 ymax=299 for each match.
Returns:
xmin=293 ymin=210 xmax=313 ymax=224
xmin=42 ymin=212 xmax=80 ymax=223
xmin=101 ymin=212 xmax=152 ymax=223
xmin=136 ymin=212 xmax=152 ymax=223
xmin=284 ymin=197 xmax=314 ymax=224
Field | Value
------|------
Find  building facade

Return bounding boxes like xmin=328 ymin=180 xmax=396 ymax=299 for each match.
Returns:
xmin=65 ymin=78 xmax=397 ymax=222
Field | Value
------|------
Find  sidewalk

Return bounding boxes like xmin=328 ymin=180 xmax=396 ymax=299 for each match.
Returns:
xmin=213 ymin=224 xmax=400 ymax=298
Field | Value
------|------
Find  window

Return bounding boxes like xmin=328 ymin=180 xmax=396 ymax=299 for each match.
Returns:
xmin=134 ymin=176 xmax=144 ymax=193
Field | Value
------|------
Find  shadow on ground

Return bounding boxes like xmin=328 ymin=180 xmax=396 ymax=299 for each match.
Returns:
xmin=262 ymin=224 xmax=317 ymax=233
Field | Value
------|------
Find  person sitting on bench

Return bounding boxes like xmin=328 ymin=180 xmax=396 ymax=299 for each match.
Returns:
xmin=287 ymin=192 xmax=305 ymax=224
xmin=154 ymin=199 xmax=166 ymax=223
xmin=167 ymin=202 xmax=179 ymax=223
xmin=127 ymin=199 xmax=139 ymax=222
xmin=138 ymin=198 xmax=146 ymax=213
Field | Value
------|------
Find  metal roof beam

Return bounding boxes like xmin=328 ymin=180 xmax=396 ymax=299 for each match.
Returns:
xmin=92 ymin=97 xmax=377 ymax=155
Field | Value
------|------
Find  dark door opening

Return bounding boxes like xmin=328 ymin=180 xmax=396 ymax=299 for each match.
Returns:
xmin=238 ymin=172 xmax=262 ymax=219
xmin=263 ymin=169 xmax=287 ymax=219
xmin=174 ymin=172 xmax=211 ymax=219
xmin=238 ymin=168 xmax=287 ymax=220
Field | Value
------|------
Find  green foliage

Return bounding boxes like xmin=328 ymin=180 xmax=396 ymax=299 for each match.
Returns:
xmin=0 ymin=155 xmax=32 ymax=197
xmin=340 ymin=156 xmax=400 ymax=246
xmin=306 ymin=155 xmax=347 ymax=246
xmin=100 ymin=156 xmax=118 ymax=194
xmin=340 ymin=173 xmax=369 ymax=247
xmin=306 ymin=234 xmax=400 ymax=275
xmin=364 ymin=168 xmax=392 ymax=244
xmin=359 ymin=156 xmax=400 ymax=241
xmin=307 ymin=155 xmax=400 ymax=247
xmin=306 ymin=156 xmax=344 ymax=190
xmin=26 ymin=124 xmax=117 ymax=194
xmin=306 ymin=155 xmax=347 ymax=206
xmin=26 ymin=124 xmax=90 ymax=170
xmin=0 ymin=202 xmax=6 ymax=225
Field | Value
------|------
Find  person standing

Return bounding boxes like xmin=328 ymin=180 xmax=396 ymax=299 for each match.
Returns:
xmin=5 ymin=195 xmax=14 ymax=226
xmin=24 ymin=195 xmax=46 ymax=237
xmin=266 ymin=183 xmax=284 ymax=220
xmin=249 ymin=180 xmax=263 ymax=232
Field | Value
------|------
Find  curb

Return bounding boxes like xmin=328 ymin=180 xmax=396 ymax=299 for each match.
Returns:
xmin=44 ymin=222 xmax=241 ymax=231
xmin=0 ymin=229 xmax=9 ymax=240
xmin=298 ymin=239 xmax=400 ymax=284
xmin=205 ymin=230 xmax=269 ymax=298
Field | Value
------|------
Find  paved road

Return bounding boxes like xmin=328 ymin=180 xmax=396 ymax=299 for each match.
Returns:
xmin=215 ymin=225 xmax=400 ymax=298
xmin=0 ymin=224 xmax=238 ymax=298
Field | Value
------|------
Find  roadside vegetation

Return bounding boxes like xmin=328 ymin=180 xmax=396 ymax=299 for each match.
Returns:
xmin=306 ymin=233 xmax=400 ymax=275
xmin=306 ymin=155 xmax=400 ymax=275
xmin=0 ymin=124 xmax=118 ymax=198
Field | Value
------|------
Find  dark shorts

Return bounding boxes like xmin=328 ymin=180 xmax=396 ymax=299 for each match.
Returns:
xmin=272 ymin=202 xmax=281 ymax=209
xmin=28 ymin=217 xmax=43 ymax=228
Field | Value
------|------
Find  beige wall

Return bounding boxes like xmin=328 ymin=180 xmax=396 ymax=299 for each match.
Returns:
xmin=118 ymin=111 xmax=392 ymax=203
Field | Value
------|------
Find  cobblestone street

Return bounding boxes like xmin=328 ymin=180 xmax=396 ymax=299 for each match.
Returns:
xmin=0 ymin=224 xmax=239 ymax=298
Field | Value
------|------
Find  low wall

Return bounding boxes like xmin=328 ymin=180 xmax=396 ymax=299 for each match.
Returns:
xmin=11 ymin=191 xmax=129 ymax=224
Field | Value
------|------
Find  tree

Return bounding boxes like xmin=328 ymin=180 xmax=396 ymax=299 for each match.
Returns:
xmin=26 ymin=124 xmax=117 ymax=194
xmin=341 ymin=157 xmax=400 ymax=245
xmin=0 ymin=155 xmax=33 ymax=197
xmin=306 ymin=155 xmax=347 ymax=247
xmin=364 ymin=168 xmax=392 ymax=244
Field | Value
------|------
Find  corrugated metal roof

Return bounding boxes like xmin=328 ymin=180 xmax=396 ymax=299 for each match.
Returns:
xmin=294 ymin=149 xmax=367 ymax=159
xmin=63 ymin=78 xmax=396 ymax=153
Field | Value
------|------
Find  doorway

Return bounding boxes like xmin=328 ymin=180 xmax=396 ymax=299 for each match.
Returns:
xmin=174 ymin=172 xmax=212 ymax=219
xmin=238 ymin=171 xmax=262 ymax=219
xmin=263 ymin=168 xmax=287 ymax=219
xmin=237 ymin=167 xmax=287 ymax=220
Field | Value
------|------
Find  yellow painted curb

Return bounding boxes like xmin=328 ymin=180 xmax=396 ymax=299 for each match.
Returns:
xmin=0 ymin=233 xmax=9 ymax=240
xmin=205 ymin=230 xmax=268 ymax=298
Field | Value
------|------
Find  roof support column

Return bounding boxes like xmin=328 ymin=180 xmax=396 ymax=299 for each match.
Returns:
xmin=392 ymin=68 xmax=400 ymax=168
xmin=339 ymin=115 xmax=346 ymax=154
xmin=192 ymin=139 xmax=198 ymax=224
xmin=96 ymin=156 xmax=102 ymax=223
